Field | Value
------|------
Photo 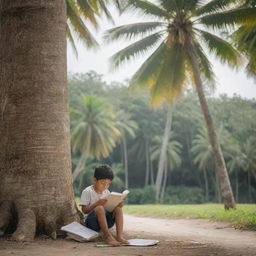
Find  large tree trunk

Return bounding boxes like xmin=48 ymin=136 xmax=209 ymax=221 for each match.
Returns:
xmin=155 ymin=106 xmax=173 ymax=202
xmin=0 ymin=0 xmax=80 ymax=241
xmin=187 ymin=39 xmax=236 ymax=209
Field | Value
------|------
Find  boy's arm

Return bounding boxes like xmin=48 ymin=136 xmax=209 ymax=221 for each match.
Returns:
xmin=81 ymin=198 xmax=108 ymax=214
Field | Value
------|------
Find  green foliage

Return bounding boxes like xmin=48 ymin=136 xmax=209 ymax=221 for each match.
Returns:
xmin=163 ymin=186 xmax=205 ymax=204
xmin=124 ymin=204 xmax=256 ymax=230
xmin=68 ymin=71 xmax=256 ymax=204
xmin=128 ymin=186 xmax=156 ymax=204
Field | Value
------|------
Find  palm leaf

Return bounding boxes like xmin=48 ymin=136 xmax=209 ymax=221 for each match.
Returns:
xmin=150 ymin=42 xmax=186 ymax=106
xmin=123 ymin=0 xmax=169 ymax=19
xmin=192 ymin=41 xmax=215 ymax=83
xmin=129 ymin=41 xmax=167 ymax=89
xmin=104 ymin=22 xmax=165 ymax=43
xmin=200 ymin=7 xmax=256 ymax=29
xmin=76 ymin=0 xmax=99 ymax=28
xmin=196 ymin=0 xmax=237 ymax=16
xmin=110 ymin=32 xmax=163 ymax=70
xmin=199 ymin=29 xmax=241 ymax=67
xmin=67 ymin=0 xmax=99 ymax=48
xmin=67 ymin=24 xmax=78 ymax=59
xmin=160 ymin=0 xmax=201 ymax=13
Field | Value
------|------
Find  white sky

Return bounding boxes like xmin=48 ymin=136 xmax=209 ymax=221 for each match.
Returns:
xmin=67 ymin=7 xmax=256 ymax=100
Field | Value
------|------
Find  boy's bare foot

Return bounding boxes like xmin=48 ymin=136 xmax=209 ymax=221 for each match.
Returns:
xmin=116 ymin=236 xmax=129 ymax=244
xmin=106 ymin=235 xmax=121 ymax=246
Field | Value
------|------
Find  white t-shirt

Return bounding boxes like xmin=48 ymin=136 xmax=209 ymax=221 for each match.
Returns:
xmin=80 ymin=185 xmax=110 ymax=206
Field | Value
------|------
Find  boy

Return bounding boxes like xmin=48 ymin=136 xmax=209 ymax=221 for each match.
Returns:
xmin=80 ymin=164 xmax=128 ymax=246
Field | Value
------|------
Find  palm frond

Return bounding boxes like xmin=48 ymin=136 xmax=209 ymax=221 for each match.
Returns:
xmin=199 ymin=29 xmax=241 ymax=67
xmin=123 ymin=0 xmax=169 ymax=19
xmin=196 ymin=0 xmax=237 ymax=16
xmin=160 ymin=0 xmax=201 ymax=13
xmin=150 ymin=42 xmax=186 ymax=106
xmin=200 ymin=7 xmax=256 ymax=29
xmin=76 ymin=0 xmax=99 ymax=28
xmin=110 ymin=32 xmax=163 ymax=70
xmin=129 ymin=41 xmax=167 ymax=90
xmin=67 ymin=0 xmax=99 ymax=48
xmin=104 ymin=22 xmax=165 ymax=43
xmin=193 ymin=41 xmax=215 ymax=83
xmin=67 ymin=24 xmax=78 ymax=59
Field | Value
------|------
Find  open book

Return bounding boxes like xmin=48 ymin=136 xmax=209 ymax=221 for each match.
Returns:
xmin=104 ymin=190 xmax=129 ymax=212
xmin=61 ymin=221 xmax=99 ymax=242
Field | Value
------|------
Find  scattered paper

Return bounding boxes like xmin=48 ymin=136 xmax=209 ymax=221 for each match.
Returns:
xmin=61 ymin=221 xmax=99 ymax=241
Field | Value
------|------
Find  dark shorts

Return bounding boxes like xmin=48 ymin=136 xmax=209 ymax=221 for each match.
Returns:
xmin=85 ymin=210 xmax=115 ymax=232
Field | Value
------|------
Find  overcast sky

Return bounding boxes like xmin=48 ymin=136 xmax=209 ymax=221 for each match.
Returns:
xmin=67 ymin=7 xmax=256 ymax=100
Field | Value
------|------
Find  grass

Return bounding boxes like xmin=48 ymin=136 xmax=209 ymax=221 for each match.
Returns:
xmin=75 ymin=197 xmax=256 ymax=230
xmin=123 ymin=204 xmax=256 ymax=230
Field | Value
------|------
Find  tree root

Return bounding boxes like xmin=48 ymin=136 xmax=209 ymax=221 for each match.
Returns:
xmin=0 ymin=200 xmax=12 ymax=236
xmin=12 ymin=207 xmax=36 ymax=241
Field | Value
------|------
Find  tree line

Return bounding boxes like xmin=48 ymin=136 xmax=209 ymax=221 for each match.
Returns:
xmin=69 ymin=71 xmax=256 ymax=204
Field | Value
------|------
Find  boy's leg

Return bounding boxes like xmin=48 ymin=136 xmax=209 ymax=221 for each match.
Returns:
xmin=113 ymin=206 xmax=128 ymax=244
xmin=94 ymin=206 xmax=120 ymax=246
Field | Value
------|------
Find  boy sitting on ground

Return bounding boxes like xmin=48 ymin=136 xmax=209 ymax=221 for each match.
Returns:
xmin=80 ymin=164 xmax=128 ymax=246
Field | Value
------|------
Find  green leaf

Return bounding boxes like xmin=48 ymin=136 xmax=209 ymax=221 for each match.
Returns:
xmin=196 ymin=0 xmax=236 ymax=16
xmin=124 ymin=0 xmax=169 ymax=19
xmin=67 ymin=0 xmax=99 ymax=48
xmin=104 ymin=22 xmax=165 ymax=43
xmin=150 ymin=42 xmax=186 ymax=106
xmin=110 ymin=32 xmax=163 ymax=70
xmin=199 ymin=29 xmax=241 ymax=67
xmin=200 ymin=7 xmax=256 ymax=29
xmin=130 ymin=41 xmax=167 ymax=89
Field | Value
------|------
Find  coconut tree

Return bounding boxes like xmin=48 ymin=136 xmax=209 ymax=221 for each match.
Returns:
xmin=0 ymin=0 xmax=80 ymax=241
xmin=192 ymin=128 xmax=216 ymax=202
xmin=115 ymin=110 xmax=138 ymax=189
xmin=71 ymin=95 xmax=121 ymax=181
xmin=104 ymin=0 xmax=256 ymax=209
xmin=151 ymin=134 xmax=182 ymax=202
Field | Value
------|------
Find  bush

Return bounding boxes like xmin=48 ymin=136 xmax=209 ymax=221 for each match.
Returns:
xmin=164 ymin=186 xmax=204 ymax=204
xmin=128 ymin=186 xmax=156 ymax=204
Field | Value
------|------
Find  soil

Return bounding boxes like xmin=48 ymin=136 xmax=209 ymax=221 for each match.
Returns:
xmin=0 ymin=214 xmax=255 ymax=256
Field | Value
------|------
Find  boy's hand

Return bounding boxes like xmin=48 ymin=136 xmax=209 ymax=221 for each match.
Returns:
xmin=117 ymin=201 xmax=124 ymax=208
xmin=97 ymin=198 xmax=108 ymax=206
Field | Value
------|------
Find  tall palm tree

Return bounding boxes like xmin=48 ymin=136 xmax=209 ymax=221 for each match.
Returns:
xmin=151 ymin=134 xmax=182 ymax=202
xmin=104 ymin=0 xmax=256 ymax=209
xmin=71 ymin=95 xmax=121 ymax=181
xmin=115 ymin=110 xmax=138 ymax=189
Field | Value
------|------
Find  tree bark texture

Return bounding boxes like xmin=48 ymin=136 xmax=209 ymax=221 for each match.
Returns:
xmin=187 ymin=39 xmax=236 ymax=209
xmin=0 ymin=0 xmax=80 ymax=241
xmin=155 ymin=106 xmax=173 ymax=202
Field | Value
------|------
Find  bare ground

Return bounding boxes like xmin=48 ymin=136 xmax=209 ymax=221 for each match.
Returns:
xmin=0 ymin=214 xmax=255 ymax=256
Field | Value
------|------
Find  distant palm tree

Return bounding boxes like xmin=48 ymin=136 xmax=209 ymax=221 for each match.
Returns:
xmin=226 ymin=142 xmax=245 ymax=202
xmin=115 ymin=110 xmax=138 ymax=189
xmin=151 ymin=134 xmax=182 ymax=202
xmin=71 ymin=95 xmax=121 ymax=181
xmin=104 ymin=0 xmax=256 ymax=208
xmin=192 ymin=128 xmax=216 ymax=202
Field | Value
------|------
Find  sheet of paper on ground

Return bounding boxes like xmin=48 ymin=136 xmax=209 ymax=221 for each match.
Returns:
xmin=96 ymin=239 xmax=159 ymax=247
xmin=61 ymin=221 xmax=99 ymax=241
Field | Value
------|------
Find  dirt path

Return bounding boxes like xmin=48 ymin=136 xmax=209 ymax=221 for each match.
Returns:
xmin=0 ymin=214 xmax=255 ymax=256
